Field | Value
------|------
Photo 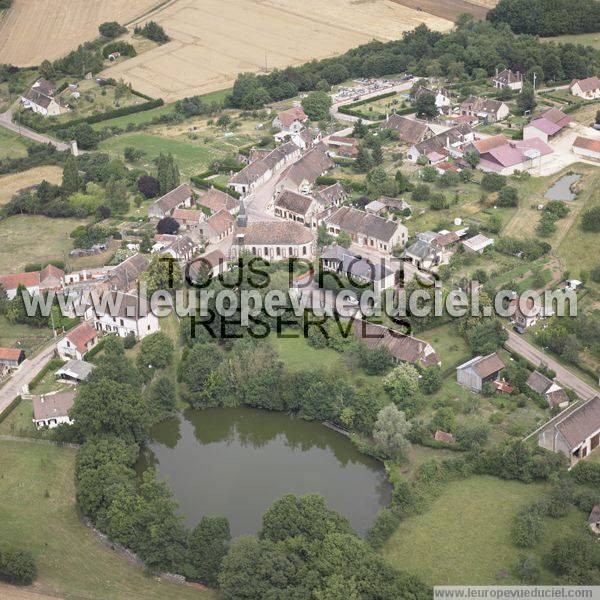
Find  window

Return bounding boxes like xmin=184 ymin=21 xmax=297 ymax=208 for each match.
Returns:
xmin=252 ymin=247 xmax=256 ymax=255
xmin=289 ymin=247 xmax=293 ymax=256
xmin=120 ymin=319 xmax=124 ymax=326
xmin=264 ymin=247 xmax=268 ymax=255
xmin=302 ymin=246 xmax=307 ymax=256
xmin=276 ymin=247 xmax=281 ymax=257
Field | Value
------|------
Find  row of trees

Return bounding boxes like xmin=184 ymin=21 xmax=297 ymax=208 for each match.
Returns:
xmin=228 ymin=19 xmax=600 ymax=110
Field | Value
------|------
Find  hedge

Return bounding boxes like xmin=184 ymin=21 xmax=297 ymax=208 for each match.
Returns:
xmin=190 ymin=175 xmax=241 ymax=199
xmin=29 ymin=357 xmax=65 ymax=390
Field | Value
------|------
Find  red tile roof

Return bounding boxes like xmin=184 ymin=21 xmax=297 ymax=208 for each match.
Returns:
xmin=573 ymin=136 xmax=600 ymax=153
xmin=570 ymin=76 xmax=600 ymax=93
xmin=66 ymin=322 xmax=98 ymax=355
xmin=0 ymin=348 xmax=25 ymax=362
xmin=276 ymin=107 xmax=308 ymax=128
xmin=0 ymin=271 xmax=40 ymax=290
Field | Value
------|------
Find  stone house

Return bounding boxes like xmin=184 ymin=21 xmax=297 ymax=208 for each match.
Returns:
xmin=57 ymin=321 xmax=100 ymax=361
xmin=274 ymin=190 xmax=324 ymax=225
xmin=148 ymin=184 xmax=195 ymax=219
xmin=490 ymin=69 xmax=523 ymax=92
xmin=526 ymin=370 xmax=570 ymax=409
xmin=32 ymin=390 xmax=76 ymax=429
xmin=569 ymin=77 xmax=600 ymax=100
xmin=0 ymin=348 xmax=25 ymax=368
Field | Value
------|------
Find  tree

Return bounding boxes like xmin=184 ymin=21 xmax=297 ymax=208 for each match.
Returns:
xmin=188 ymin=516 xmax=231 ymax=586
xmin=429 ymin=192 xmax=448 ymax=210
xmin=0 ymin=549 xmax=37 ymax=585
xmin=62 ymin=156 xmax=81 ymax=195
xmin=414 ymin=92 xmax=438 ymax=119
xmin=105 ymin=177 xmax=129 ymax=214
xmin=512 ymin=554 xmax=540 ymax=584
xmin=145 ymin=254 xmax=182 ymax=297
xmin=581 ymin=206 xmax=600 ymax=232
xmin=70 ymin=123 xmax=100 ymax=150
xmin=0 ymin=284 xmax=7 ymax=316
xmin=360 ymin=344 xmax=394 ymax=375
xmin=371 ymin=142 xmax=384 ymax=165
xmin=137 ymin=331 xmax=174 ymax=374
xmin=497 ymin=186 xmax=519 ymax=207
xmin=383 ymin=363 xmax=421 ymax=415
xmin=464 ymin=150 xmax=480 ymax=169
xmin=481 ymin=172 xmax=507 ymax=192
xmin=353 ymin=119 xmax=368 ymax=138
xmin=156 ymin=216 xmax=180 ymax=235
xmin=411 ymin=183 xmax=431 ymax=202
xmin=216 ymin=114 xmax=232 ymax=129
xmin=156 ymin=153 xmax=180 ymax=195
xmin=137 ymin=174 xmax=159 ymax=199
xmin=517 ymin=83 xmax=536 ymax=115
xmin=337 ymin=231 xmax=352 ymax=248
xmin=134 ymin=20 xmax=169 ymax=43
xmin=301 ymin=91 xmax=332 ymax=121
xmin=354 ymin=145 xmax=372 ymax=173
xmin=419 ymin=366 xmax=441 ymax=394
xmin=39 ymin=59 xmax=56 ymax=80
xmin=99 ymin=21 xmax=126 ymax=38
xmin=421 ymin=166 xmax=438 ymax=182
xmin=373 ymin=404 xmax=410 ymax=458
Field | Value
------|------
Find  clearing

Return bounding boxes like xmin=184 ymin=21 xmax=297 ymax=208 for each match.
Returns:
xmin=103 ymin=0 xmax=452 ymax=101
xmin=0 ymin=440 xmax=215 ymax=600
xmin=382 ymin=475 xmax=583 ymax=585
xmin=542 ymin=32 xmax=600 ymax=50
xmin=0 ymin=214 xmax=87 ymax=273
xmin=0 ymin=127 xmax=33 ymax=160
xmin=0 ymin=0 xmax=159 ymax=66
xmin=0 ymin=166 xmax=63 ymax=205
xmin=390 ymin=0 xmax=493 ymax=22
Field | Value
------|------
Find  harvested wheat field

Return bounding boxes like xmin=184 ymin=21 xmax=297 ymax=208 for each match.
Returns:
xmin=390 ymin=0 xmax=494 ymax=22
xmin=0 ymin=166 xmax=63 ymax=205
xmin=0 ymin=0 xmax=159 ymax=66
xmin=104 ymin=0 xmax=452 ymax=102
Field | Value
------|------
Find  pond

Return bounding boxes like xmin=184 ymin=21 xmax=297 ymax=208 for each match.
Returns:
xmin=138 ymin=408 xmax=392 ymax=537
xmin=544 ymin=173 xmax=582 ymax=201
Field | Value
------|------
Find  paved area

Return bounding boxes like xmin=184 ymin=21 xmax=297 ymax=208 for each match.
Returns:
xmin=505 ymin=329 xmax=598 ymax=400
xmin=0 ymin=110 xmax=70 ymax=151
xmin=0 ymin=342 xmax=57 ymax=415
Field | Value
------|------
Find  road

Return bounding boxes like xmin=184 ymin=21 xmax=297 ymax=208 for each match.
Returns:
xmin=505 ymin=329 xmax=598 ymax=400
xmin=0 ymin=110 xmax=70 ymax=151
xmin=0 ymin=343 xmax=57 ymax=415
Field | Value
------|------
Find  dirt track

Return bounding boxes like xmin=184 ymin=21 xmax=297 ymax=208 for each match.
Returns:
xmin=390 ymin=0 xmax=491 ymax=21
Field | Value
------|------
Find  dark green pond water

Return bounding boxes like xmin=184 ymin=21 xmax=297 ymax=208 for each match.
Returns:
xmin=138 ymin=408 xmax=391 ymax=537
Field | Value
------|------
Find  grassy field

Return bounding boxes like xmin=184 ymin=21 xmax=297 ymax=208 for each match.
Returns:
xmin=383 ymin=475 xmax=582 ymax=586
xmin=0 ymin=396 xmax=37 ymax=436
xmin=0 ymin=215 xmax=87 ymax=273
xmin=0 ymin=127 xmax=33 ymax=159
xmin=418 ymin=323 xmax=470 ymax=370
xmin=0 ymin=316 xmax=53 ymax=355
xmin=542 ymin=32 xmax=600 ymax=50
xmin=0 ymin=166 xmax=64 ymax=205
xmin=91 ymin=103 xmax=174 ymax=131
xmin=0 ymin=440 xmax=215 ymax=600
xmin=99 ymin=133 xmax=223 ymax=178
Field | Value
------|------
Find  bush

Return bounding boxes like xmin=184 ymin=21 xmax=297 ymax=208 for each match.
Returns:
xmin=99 ymin=21 xmax=127 ymax=38
xmin=570 ymin=461 xmax=600 ymax=486
xmin=481 ymin=172 xmax=507 ymax=192
xmin=581 ymin=206 xmax=600 ymax=232
xmin=366 ymin=507 xmax=401 ymax=550
xmin=511 ymin=503 xmax=543 ymax=548
xmin=134 ymin=21 xmax=169 ymax=44
xmin=102 ymin=41 xmax=136 ymax=59
xmin=0 ymin=549 xmax=37 ymax=585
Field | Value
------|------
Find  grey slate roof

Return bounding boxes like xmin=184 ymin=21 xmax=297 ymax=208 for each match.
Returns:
xmin=321 ymin=245 xmax=393 ymax=282
xmin=56 ymin=359 xmax=95 ymax=381
xmin=326 ymin=206 xmax=400 ymax=243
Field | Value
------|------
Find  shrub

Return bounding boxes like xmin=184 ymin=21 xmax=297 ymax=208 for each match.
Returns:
xmin=570 ymin=461 xmax=600 ymax=486
xmin=99 ymin=21 xmax=127 ymax=38
xmin=511 ymin=503 xmax=544 ymax=548
xmin=366 ymin=507 xmax=401 ymax=550
xmin=0 ymin=549 xmax=37 ymax=585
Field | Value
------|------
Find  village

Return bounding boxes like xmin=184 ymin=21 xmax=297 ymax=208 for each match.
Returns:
xmin=0 ymin=2 xmax=599 ymax=597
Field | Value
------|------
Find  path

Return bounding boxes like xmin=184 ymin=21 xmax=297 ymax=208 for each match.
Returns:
xmin=505 ymin=329 xmax=598 ymax=400
xmin=0 ymin=110 xmax=70 ymax=151
xmin=0 ymin=342 xmax=57 ymax=416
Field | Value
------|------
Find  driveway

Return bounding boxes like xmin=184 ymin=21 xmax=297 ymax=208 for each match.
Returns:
xmin=0 ymin=342 xmax=57 ymax=416
xmin=0 ymin=110 xmax=70 ymax=151
xmin=505 ymin=329 xmax=598 ymax=400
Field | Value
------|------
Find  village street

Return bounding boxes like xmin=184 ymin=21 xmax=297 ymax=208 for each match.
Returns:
xmin=505 ymin=329 xmax=599 ymax=400
xmin=0 ymin=110 xmax=70 ymax=151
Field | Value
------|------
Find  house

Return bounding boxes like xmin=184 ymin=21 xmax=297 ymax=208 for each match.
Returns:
xmin=172 ymin=208 xmax=205 ymax=231
xmin=365 ymin=200 xmax=386 ymax=215
xmin=187 ymin=249 xmax=229 ymax=283
xmin=462 ymin=234 xmax=494 ymax=253
xmin=275 ymin=144 xmax=333 ymax=195
xmin=380 ymin=114 xmax=432 ymax=145
xmin=537 ymin=396 xmax=600 ymax=465
xmin=55 ymin=359 xmax=95 ymax=383
xmin=407 ymin=124 xmax=474 ymax=164
xmin=524 ymin=108 xmax=571 ymax=143
xmin=460 ymin=96 xmax=509 ymax=123
xmin=197 ymin=187 xmax=239 ymax=215
xmin=0 ymin=348 xmax=25 ymax=368
xmin=320 ymin=244 xmax=396 ymax=295
xmin=457 ymin=353 xmax=505 ymax=392
xmin=148 ymin=184 xmax=194 ymax=219
xmin=274 ymin=190 xmax=323 ymax=225
xmin=434 ymin=430 xmax=455 ymax=443
xmin=490 ymin=69 xmax=523 ymax=92
xmin=588 ymin=505 xmax=600 ymax=534
xmin=413 ymin=86 xmax=452 ymax=112
xmin=273 ymin=106 xmax=308 ymax=133
xmin=57 ymin=321 xmax=100 ymax=361
xmin=475 ymin=136 xmax=554 ymax=175
xmin=32 ymin=390 xmax=76 ymax=429
xmin=161 ymin=235 xmax=197 ymax=263
xmin=20 ymin=78 xmax=67 ymax=117
xmin=317 ymin=206 xmax=407 ymax=254
xmin=85 ymin=291 xmax=160 ymax=339
xmin=315 ymin=182 xmax=346 ymax=207
xmin=326 ymin=136 xmax=358 ymax=158
xmin=569 ymin=76 xmax=600 ymax=100
xmin=403 ymin=231 xmax=443 ymax=271
xmin=0 ymin=264 xmax=65 ymax=300
xmin=102 ymin=254 xmax=149 ymax=293
xmin=229 ymin=142 xmax=301 ymax=196
xmin=573 ymin=136 xmax=600 ymax=161
xmin=509 ymin=294 xmax=553 ymax=332
xmin=566 ymin=279 xmax=583 ymax=291
xmin=353 ymin=319 xmax=440 ymax=367
xmin=379 ymin=196 xmax=411 ymax=214
xmin=198 ymin=209 xmax=235 ymax=244
xmin=526 ymin=370 xmax=570 ymax=409
xmin=230 ymin=221 xmax=316 ymax=261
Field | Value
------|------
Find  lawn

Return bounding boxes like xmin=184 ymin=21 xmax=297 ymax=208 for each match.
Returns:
xmin=0 ymin=126 xmax=33 ymax=159
xmin=91 ymin=103 xmax=174 ymax=131
xmin=0 ymin=166 xmax=64 ymax=206
xmin=542 ymin=32 xmax=600 ymax=50
xmin=0 ymin=396 xmax=37 ymax=437
xmin=99 ymin=133 xmax=223 ymax=178
xmin=0 ymin=316 xmax=53 ymax=355
xmin=0 ymin=440 xmax=215 ymax=600
xmin=0 ymin=215 xmax=88 ymax=274
xmin=418 ymin=323 xmax=470 ymax=371
xmin=382 ymin=475 xmax=581 ymax=586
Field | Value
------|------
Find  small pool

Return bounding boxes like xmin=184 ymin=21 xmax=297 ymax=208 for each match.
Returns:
xmin=544 ymin=174 xmax=582 ymax=201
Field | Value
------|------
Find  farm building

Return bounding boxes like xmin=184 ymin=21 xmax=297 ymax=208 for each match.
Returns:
xmin=315 ymin=182 xmax=346 ymax=207
xmin=172 ymin=208 xmax=206 ymax=231
xmin=524 ymin=108 xmax=571 ymax=143
xmin=148 ymin=184 xmax=195 ymax=219
xmin=462 ymin=234 xmax=494 ymax=253
xmin=0 ymin=264 xmax=65 ymax=300
xmin=509 ymin=295 xmax=553 ymax=332
xmin=573 ymin=136 xmax=600 ymax=161
xmin=380 ymin=114 xmax=432 ymax=145
xmin=537 ymin=396 xmax=600 ymax=465
xmin=456 ymin=353 xmax=505 ymax=393
xmin=275 ymin=144 xmax=333 ymax=196
xmin=57 ymin=322 xmax=100 ymax=361
xmin=32 ymin=390 xmax=76 ymax=429
xmin=187 ymin=249 xmax=229 ymax=283
xmin=197 ymin=187 xmax=239 ymax=215
xmin=459 ymin=96 xmax=509 ymax=123
xmin=0 ymin=348 xmax=25 ymax=368
xmin=198 ymin=209 xmax=235 ymax=244
xmin=56 ymin=359 xmax=95 ymax=383
xmin=20 ymin=78 xmax=68 ymax=117
xmin=100 ymin=254 xmax=149 ymax=294
xmin=273 ymin=106 xmax=308 ymax=134
xmin=526 ymin=370 xmax=569 ymax=409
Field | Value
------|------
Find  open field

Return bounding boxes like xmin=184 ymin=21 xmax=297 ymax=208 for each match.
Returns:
xmin=0 ymin=166 xmax=63 ymax=205
xmin=0 ymin=440 xmax=215 ymax=600
xmin=103 ymin=0 xmax=452 ymax=102
xmin=391 ymin=0 xmax=492 ymax=22
xmin=542 ymin=32 xmax=600 ymax=50
xmin=0 ymin=0 xmax=159 ymax=66
xmin=383 ymin=475 xmax=582 ymax=585
xmin=0 ymin=215 xmax=87 ymax=273
xmin=0 ymin=316 xmax=53 ymax=355
xmin=0 ymin=127 xmax=33 ymax=160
